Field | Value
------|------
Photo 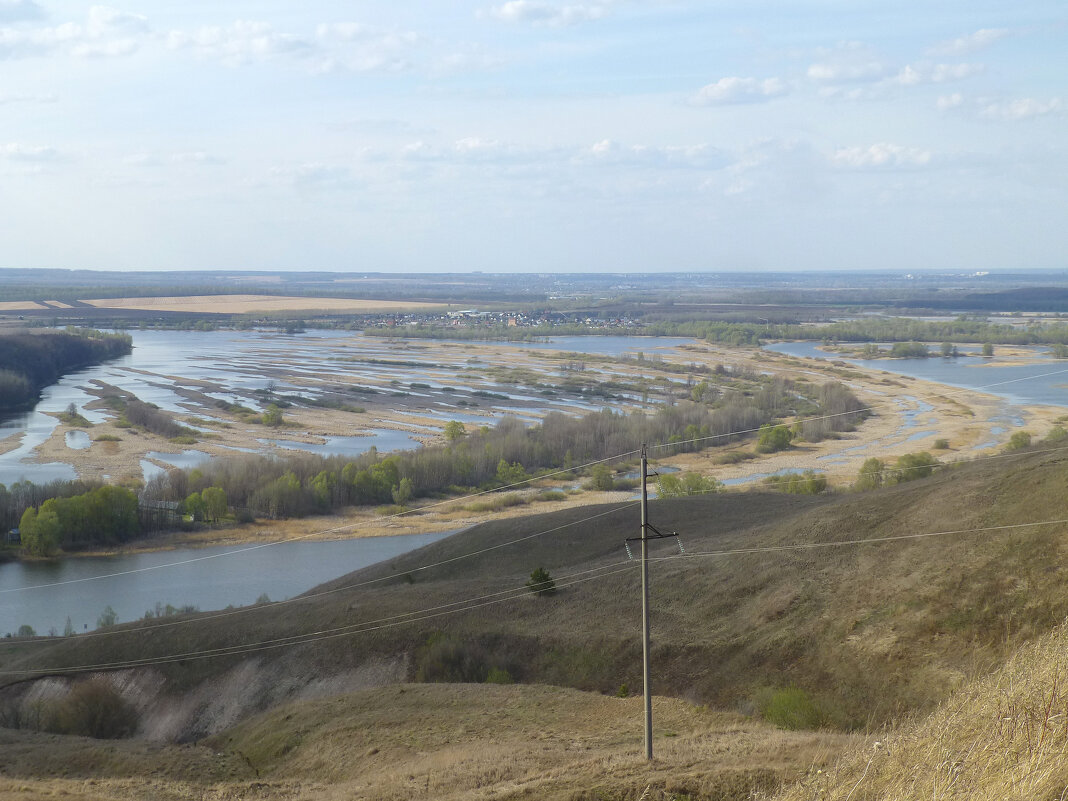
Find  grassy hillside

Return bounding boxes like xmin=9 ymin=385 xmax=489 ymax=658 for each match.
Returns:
xmin=771 ymin=621 xmax=1068 ymax=801
xmin=4 ymin=446 xmax=1068 ymax=737
xmin=0 ymin=684 xmax=854 ymax=801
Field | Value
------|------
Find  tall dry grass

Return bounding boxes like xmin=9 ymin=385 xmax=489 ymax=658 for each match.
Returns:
xmin=770 ymin=621 xmax=1068 ymax=801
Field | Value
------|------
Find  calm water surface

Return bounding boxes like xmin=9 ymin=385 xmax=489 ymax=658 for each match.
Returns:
xmin=765 ymin=342 xmax=1068 ymax=408
xmin=0 ymin=530 xmax=453 ymax=636
xmin=0 ymin=330 xmax=697 ymax=485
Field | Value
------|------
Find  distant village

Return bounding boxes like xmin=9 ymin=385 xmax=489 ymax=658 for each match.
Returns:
xmin=364 ymin=309 xmax=644 ymax=331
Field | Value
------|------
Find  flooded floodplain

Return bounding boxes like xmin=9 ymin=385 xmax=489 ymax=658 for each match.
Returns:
xmin=0 ymin=330 xmax=694 ymax=486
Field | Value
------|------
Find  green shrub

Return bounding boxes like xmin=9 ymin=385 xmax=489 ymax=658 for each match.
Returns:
xmin=889 ymin=341 xmax=929 ymax=358
xmin=854 ymin=457 xmax=885 ymax=490
xmin=526 ymin=566 xmax=556 ymax=596
xmin=93 ymin=434 xmax=121 ymax=442
xmin=485 ymin=667 xmax=514 ymax=685
xmin=1044 ymin=426 xmax=1068 ymax=443
xmin=933 ymin=438 xmax=950 ymax=449
xmin=1005 ymin=431 xmax=1032 ymax=451
xmin=756 ymin=424 xmax=793 ymax=453
xmin=96 ymin=605 xmax=118 ymax=628
xmin=659 ymin=472 xmax=723 ymax=497
xmin=590 ymin=463 xmax=615 ymax=491
xmin=764 ymin=470 xmax=827 ymax=494
xmin=756 ymin=687 xmax=824 ymax=730
xmin=887 ymin=452 xmax=938 ymax=484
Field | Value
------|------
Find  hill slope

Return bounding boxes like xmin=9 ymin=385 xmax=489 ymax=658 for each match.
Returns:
xmin=3 ymin=446 xmax=1068 ymax=739
xmin=771 ymin=620 xmax=1068 ymax=801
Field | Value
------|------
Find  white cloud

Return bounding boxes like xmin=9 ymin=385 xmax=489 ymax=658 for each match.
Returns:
xmin=931 ymin=28 xmax=1009 ymax=56
xmin=831 ymin=143 xmax=933 ymax=169
xmin=693 ymin=76 xmax=788 ymax=105
xmin=0 ymin=0 xmax=43 ymax=23
xmin=937 ymin=93 xmax=964 ymax=110
xmin=0 ymin=142 xmax=59 ymax=160
xmin=893 ymin=62 xmax=983 ymax=86
xmin=980 ymin=98 xmax=1063 ymax=121
xmin=399 ymin=137 xmax=543 ymax=165
xmin=581 ymin=139 xmax=725 ymax=169
xmin=0 ymin=5 xmax=148 ymax=60
xmin=807 ymin=60 xmax=887 ymax=84
xmin=488 ymin=1 xmax=612 ymax=26
xmin=166 ymin=21 xmax=313 ymax=64
xmin=167 ymin=19 xmax=420 ymax=73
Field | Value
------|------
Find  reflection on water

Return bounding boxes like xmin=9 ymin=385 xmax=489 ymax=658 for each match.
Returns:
xmin=65 ymin=430 xmax=91 ymax=450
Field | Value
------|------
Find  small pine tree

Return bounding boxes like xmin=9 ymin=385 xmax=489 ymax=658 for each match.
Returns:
xmin=526 ymin=567 xmax=556 ymax=596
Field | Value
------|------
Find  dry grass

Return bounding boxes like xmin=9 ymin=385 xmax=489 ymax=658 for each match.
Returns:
xmin=0 ymin=684 xmax=857 ymax=801
xmin=770 ymin=622 xmax=1068 ymax=801
xmin=0 ymin=301 xmax=48 ymax=311
xmin=81 ymin=294 xmax=447 ymax=314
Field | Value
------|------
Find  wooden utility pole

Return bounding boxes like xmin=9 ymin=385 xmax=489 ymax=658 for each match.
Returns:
xmin=640 ymin=443 xmax=652 ymax=760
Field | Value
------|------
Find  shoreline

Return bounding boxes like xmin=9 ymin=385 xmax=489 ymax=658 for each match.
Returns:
xmin=4 ymin=337 xmax=1066 ymax=560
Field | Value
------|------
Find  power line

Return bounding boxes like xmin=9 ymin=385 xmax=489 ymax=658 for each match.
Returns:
xmin=650 ymin=518 xmax=1068 ymax=562
xmin=0 ymin=503 xmax=637 ymax=647
xmin=9 ymin=512 xmax=1068 ymax=679
xmin=0 ymin=562 xmax=636 ymax=678
xmin=11 ymin=431 xmax=1067 ymax=651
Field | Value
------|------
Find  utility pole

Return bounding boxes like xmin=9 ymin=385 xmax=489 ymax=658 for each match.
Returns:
xmin=640 ymin=443 xmax=652 ymax=761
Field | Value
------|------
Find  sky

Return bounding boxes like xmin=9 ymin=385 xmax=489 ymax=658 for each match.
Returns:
xmin=0 ymin=1 xmax=1065 ymax=274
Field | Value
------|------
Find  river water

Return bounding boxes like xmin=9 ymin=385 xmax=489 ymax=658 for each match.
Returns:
xmin=0 ymin=529 xmax=453 ymax=636
xmin=0 ymin=330 xmax=696 ymax=486
xmin=764 ymin=342 xmax=1068 ymax=408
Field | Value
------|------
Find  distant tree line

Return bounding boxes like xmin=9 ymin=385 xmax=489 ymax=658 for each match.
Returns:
xmin=363 ymin=316 xmax=1068 ymax=348
xmin=141 ymin=380 xmax=865 ymax=521
xmin=8 ymin=375 xmax=865 ymax=553
xmin=0 ymin=329 xmax=131 ymax=414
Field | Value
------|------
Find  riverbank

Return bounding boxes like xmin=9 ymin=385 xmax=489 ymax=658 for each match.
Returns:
xmin=6 ymin=335 xmax=1065 ymax=558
